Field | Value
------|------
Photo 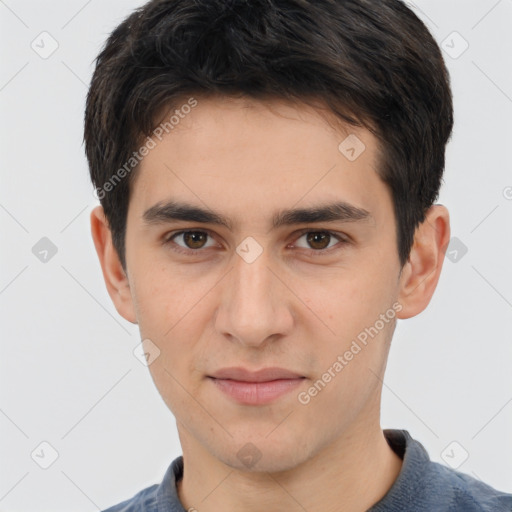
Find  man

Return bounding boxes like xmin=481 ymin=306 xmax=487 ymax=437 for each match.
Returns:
xmin=84 ymin=0 xmax=512 ymax=510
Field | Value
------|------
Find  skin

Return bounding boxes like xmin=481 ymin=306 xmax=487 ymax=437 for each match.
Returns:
xmin=91 ymin=95 xmax=450 ymax=512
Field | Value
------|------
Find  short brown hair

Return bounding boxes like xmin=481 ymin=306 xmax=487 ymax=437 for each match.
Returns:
xmin=84 ymin=0 xmax=453 ymax=270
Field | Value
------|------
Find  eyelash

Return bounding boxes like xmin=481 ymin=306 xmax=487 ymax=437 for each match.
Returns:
xmin=163 ymin=228 xmax=350 ymax=257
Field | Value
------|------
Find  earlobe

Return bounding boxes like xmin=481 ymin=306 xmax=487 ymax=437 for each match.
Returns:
xmin=396 ymin=205 xmax=451 ymax=319
xmin=90 ymin=205 xmax=138 ymax=324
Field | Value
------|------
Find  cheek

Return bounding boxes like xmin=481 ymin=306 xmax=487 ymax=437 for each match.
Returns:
xmin=130 ymin=258 xmax=211 ymax=336
xmin=303 ymin=269 xmax=391 ymax=331
xmin=135 ymin=273 xmax=209 ymax=416
xmin=130 ymin=262 xmax=219 ymax=374
xmin=298 ymin=315 xmax=396 ymax=427
xmin=299 ymin=259 xmax=399 ymax=376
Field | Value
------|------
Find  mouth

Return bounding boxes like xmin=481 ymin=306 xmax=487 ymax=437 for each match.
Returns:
xmin=207 ymin=367 xmax=306 ymax=405
xmin=208 ymin=366 xmax=305 ymax=382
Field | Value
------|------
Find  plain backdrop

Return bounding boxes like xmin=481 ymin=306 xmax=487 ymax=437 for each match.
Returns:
xmin=1 ymin=0 xmax=511 ymax=510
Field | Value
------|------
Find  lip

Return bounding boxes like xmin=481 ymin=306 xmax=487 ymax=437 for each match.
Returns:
xmin=209 ymin=377 xmax=305 ymax=405
xmin=208 ymin=367 xmax=306 ymax=405
xmin=209 ymin=366 xmax=304 ymax=382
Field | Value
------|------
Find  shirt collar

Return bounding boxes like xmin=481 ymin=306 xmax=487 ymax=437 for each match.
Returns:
xmin=154 ymin=429 xmax=426 ymax=512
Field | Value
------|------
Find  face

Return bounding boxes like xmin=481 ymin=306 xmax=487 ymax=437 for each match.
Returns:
xmin=100 ymin=95 xmax=429 ymax=473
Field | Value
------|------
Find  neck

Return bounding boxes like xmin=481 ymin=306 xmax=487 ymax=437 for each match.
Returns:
xmin=176 ymin=421 xmax=402 ymax=512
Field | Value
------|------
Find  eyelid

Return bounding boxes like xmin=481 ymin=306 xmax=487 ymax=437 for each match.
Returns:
xmin=292 ymin=227 xmax=350 ymax=243
xmin=289 ymin=228 xmax=350 ymax=253
xmin=163 ymin=227 xmax=350 ymax=256
xmin=164 ymin=228 xmax=219 ymax=249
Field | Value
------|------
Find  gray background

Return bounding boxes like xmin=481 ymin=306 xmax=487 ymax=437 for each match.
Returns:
xmin=1 ymin=0 xmax=511 ymax=510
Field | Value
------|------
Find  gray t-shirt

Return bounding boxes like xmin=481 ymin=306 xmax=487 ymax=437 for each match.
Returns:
xmin=102 ymin=429 xmax=512 ymax=511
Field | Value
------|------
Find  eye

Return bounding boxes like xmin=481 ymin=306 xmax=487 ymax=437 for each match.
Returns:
xmin=164 ymin=230 xmax=217 ymax=254
xmin=292 ymin=230 xmax=349 ymax=254
xmin=163 ymin=228 xmax=349 ymax=257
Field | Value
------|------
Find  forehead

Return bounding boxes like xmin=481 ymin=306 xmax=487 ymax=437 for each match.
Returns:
xmin=129 ymin=95 xmax=388 ymax=225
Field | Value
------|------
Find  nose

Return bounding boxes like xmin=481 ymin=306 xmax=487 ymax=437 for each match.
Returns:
xmin=214 ymin=244 xmax=295 ymax=348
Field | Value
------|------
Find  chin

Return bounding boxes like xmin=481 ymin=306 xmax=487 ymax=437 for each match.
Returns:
xmin=215 ymin=436 xmax=314 ymax=474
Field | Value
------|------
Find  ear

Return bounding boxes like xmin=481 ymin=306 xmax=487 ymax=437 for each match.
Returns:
xmin=90 ymin=205 xmax=138 ymax=324
xmin=396 ymin=204 xmax=451 ymax=319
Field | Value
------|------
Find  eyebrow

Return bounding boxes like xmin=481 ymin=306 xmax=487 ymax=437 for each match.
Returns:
xmin=142 ymin=199 xmax=373 ymax=230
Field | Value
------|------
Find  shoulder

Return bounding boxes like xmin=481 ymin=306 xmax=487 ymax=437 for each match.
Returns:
xmin=372 ymin=430 xmax=512 ymax=512
xmin=101 ymin=483 xmax=159 ymax=512
xmin=100 ymin=455 xmax=184 ymax=512
xmin=422 ymin=461 xmax=512 ymax=511
xmin=102 ymin=484 xmax=158 ymax=512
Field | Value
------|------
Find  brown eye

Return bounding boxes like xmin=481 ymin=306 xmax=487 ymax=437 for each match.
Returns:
xmin=165 ymin=230 xmax=217 ymax=254
xmin=306 ymin=232 xmax=331 ymax=250
xmin=182 ymin=231 xmax=208 ymax=249
xmin=292 ymin=230 xmax=349 ymax=255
